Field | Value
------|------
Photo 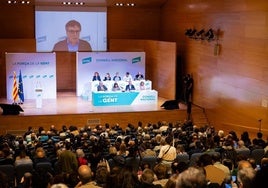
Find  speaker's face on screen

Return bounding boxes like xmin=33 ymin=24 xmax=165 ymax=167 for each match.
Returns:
xmin=66 ymin=25 xmax=81 ymax=45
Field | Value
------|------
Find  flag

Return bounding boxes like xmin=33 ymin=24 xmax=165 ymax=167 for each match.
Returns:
xmin=18 ymin=70 xmax=24 ymax=103
xmin=12 ymin=71 xmax=18 ymax=103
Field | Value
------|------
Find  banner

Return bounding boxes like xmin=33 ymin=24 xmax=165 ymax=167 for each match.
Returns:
xmin=76 ymin=52 xmax=146 ymax=98
xmin=6 ymin=53 xmax=57 ymax=100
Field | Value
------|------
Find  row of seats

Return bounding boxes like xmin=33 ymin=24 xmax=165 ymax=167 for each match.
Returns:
xmin=0 ymin=162 xmax=53 ymax=188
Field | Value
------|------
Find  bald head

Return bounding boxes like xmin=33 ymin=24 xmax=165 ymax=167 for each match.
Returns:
xmin=238 ymin=160 xmax=252 ymax=170
xmin=78 ymin=165 xmax=93 ymax=184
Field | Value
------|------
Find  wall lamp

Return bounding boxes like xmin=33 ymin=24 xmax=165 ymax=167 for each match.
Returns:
xmin=185 ymin=28 xmax=216 ymax=42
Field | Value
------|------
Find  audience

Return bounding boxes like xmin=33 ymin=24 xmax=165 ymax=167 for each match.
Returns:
xmin=0 ymin=120 xmax=267 ymax=188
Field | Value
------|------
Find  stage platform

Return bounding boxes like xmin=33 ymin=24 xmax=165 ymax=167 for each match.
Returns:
xmin=0 ymin=92 xmax=188 ymax=135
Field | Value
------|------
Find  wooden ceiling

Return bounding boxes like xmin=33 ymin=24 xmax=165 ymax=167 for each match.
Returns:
xmin=33 ymin=0 xmax=168 ymax=7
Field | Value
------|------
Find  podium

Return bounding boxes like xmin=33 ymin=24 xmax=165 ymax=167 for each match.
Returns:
xmin=35 ymin=88 xmax=43 ymax=108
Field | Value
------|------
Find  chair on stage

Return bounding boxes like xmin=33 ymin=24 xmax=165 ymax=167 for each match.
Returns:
xmin=0 ymin=164 xmax=15 ymax=188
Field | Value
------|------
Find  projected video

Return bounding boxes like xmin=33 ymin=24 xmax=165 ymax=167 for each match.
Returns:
xmin=35 ymin=8 xmax=107 ymax=52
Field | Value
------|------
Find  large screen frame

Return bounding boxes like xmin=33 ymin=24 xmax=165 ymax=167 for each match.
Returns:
xmin=35 ymin=6 xmax=107 ymax=52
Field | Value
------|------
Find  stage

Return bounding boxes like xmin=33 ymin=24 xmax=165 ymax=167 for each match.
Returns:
xmin=0 ymin=92 xmax=188 ymax=135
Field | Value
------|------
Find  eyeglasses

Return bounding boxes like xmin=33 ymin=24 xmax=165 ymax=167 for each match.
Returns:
xmin=67 ymin=30 xmax=81 ymax=34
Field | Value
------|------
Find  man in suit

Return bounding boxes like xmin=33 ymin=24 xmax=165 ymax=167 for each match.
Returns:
xmin=125 ymin=81 xmax=135 ymax=91
xmin=53 ymin=20 xmax=92 ymax=52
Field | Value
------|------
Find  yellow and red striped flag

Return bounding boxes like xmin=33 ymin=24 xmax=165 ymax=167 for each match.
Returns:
xmin=12 ymin=71 xmax=18 ymax=103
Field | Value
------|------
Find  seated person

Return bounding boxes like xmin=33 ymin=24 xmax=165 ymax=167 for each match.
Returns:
xmin=123 ymin=72 xmax=133 ymax=82
xmin=139 ymin=81 xmax=146 ymax=90
xmin=92 ymin=72 xmax=101 ymax=81
xmin=112 ymin=82 xmax=121 ymax=91
xmin=97 ymin=81 xmax=108 ymax=91
xmin=103 ymin=73 xmax=112 ymax=81
xmin=113 ymin=72 xmax=121 ymax=81
xmin=125 ymin=81 xmax=135 ymax=91
xmin=135 ymin=72 xmax=144 ymax=80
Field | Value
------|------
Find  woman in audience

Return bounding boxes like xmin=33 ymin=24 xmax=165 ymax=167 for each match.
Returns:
xmin=76 ymin=148 xmax=88 ymax=166
xmin=14 ymin=146 xmax=33 ymax=167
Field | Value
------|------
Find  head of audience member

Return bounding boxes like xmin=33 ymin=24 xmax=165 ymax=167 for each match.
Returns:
xmin=237 ymin=160 xmax=252 ymax=171
xmin=176 ymin=167 xmax=207 ymax=188
xmin=95 ymin=166 xmax=109 ymax=187
xmin=50 ymin=183 xmax=68 ymax=188
xmin=77 ymin=165 xmax=94 ymax=185
xmin=140 ymin=168 xmax=155 ymax=185
xmin=35 ymin=147 xmax=46 ymax=158
xmin=171 ymin=161 xmax=188 ymax=174
xmin=165 ymin=174 xmax=179 ymax=188
xmin=154 ymin=163 xmax=168 ymax=180
xmin=197 ymin=153 xmax=213 ymax=167
xmin=237 ymin=167 xmax=256 ymax=188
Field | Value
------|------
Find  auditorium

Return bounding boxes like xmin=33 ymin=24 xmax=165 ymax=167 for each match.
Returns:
xmin=0 ymin=1 xmax=268 ymax=187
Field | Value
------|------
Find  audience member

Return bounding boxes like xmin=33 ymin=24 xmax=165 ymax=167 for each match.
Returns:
xmin=76 ymin=165 xmax=100 ymax=188
xmin=158 ymin=136 xmax=176 ymax=175
xmin=57 ymin=141 xmax=78 ymax=174
xmin=76 ymin=149 xmax=88 ymax=166
xmin=197 ymin=153 xmax=225 ymax=185
xmin=140 ymin=168 xmax=162 ymax=188
xmin=252 ymin=132 xmax=266 ymax=149
xmin=176 ymin=166 xmax=207 ymax=188
xmin=236 ymin=166 xmax=256 ymax=188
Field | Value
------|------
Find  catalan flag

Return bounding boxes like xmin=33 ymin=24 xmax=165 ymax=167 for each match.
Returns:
xmin=18 ymin=70 xmax=24 ymax=103
xmin=12 ymin=71 xmax=18 ymax=103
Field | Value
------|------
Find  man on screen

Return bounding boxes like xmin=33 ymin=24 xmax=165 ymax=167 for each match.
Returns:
xmin=53 ymin=20 xmax=92 ymax=52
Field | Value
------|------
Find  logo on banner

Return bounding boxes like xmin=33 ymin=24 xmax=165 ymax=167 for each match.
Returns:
xmin=82 ymin=57 xmax=92 ymax=64
xmin=132 ymin=56 xmax=141 ymax=64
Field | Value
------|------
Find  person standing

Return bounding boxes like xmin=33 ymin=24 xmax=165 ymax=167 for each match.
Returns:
xmin=57 ymin=141 xmax=78 ymax=174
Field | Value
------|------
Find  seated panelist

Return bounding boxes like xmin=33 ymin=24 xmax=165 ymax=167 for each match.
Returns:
xmin=112 ymin=82 xmax=121 ymax=91
xmin=125 ymin=81 xmax=135 ymax=91
xmin=97 ymin=81 xmax=108 ymax=91
xmin=92 ymin=72 xmax=101 ymax=81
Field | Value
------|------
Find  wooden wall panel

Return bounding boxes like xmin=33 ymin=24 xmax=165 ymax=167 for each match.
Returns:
xmin=161 ymin=0 xmax=268 ymax=138
xmin=0 ymin=5 xmax=34 ymax=38
xmin=107 ymin=7 xmax=161 ymax=42
xmin=0 ymin=39 xmax=36 ymax=97
xmin=110 ymin=39 xmax=176 ymax=99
